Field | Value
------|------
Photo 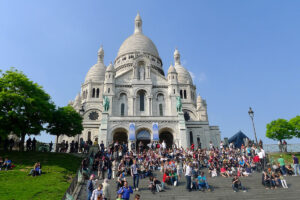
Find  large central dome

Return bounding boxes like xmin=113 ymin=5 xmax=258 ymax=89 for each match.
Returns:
xmin=117 ymin=33 xmax=159 ymax=58
xmin=116 ymin=13 xmax=160 ymax=59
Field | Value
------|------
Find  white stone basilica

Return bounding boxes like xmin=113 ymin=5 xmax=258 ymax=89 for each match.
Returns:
xmin=58 ymin=14 xmax=221 ymax=149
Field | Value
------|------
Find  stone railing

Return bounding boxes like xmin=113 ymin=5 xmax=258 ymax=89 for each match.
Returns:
xmin=263 ymin=144 xmax=300 ymax=153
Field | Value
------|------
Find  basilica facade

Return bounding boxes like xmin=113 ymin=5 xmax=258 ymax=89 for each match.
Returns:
xmin=58 ymin=14 xmax=221 ymax=149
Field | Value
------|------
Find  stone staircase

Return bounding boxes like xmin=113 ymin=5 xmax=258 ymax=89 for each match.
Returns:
xmin=77 ymin=170 xmax=300 ymax=200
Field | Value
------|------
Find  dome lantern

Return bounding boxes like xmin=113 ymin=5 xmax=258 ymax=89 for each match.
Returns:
xmin=174 ymin=48 xmax=181 ymax=65
xmin=97 ymin=45 xmax=104 ymax=63
xmin=134 ymin=12 xmax=142 ymax=34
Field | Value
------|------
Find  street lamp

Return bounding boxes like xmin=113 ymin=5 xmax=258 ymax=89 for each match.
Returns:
xmin=78 ymin=104 xmax=85 ymax=144
xmin=79 ymin=105 xmax=85 ymax=116
xmin=248 ymin=107 xmax=258 ymax=145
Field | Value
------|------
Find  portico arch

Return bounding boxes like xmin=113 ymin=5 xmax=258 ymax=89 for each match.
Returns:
xmin=112 ymin=128 xmax=128 ymax=145
xmin=136 ymin=128 xmax=151 ymax=150
xmin=159 ymin=127 xmax=174 ymax=149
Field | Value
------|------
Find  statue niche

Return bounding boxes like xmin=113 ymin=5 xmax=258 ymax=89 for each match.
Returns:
xmin=137 ymin=61 xmax=145 ymax=80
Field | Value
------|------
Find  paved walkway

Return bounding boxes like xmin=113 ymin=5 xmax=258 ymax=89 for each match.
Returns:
xmin=77 ymin=170 xmax=300 ymax=200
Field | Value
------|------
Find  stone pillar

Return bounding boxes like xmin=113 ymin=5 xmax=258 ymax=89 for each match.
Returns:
xmin=132 ymin=97 xmax=136 ymax=116
xmin=148 ymin=97 xmax=152 ymax=115
xmin=99 ymin=112 xmax=109 ymax=147
xmin=178 ymin=112 xmax=188 ymax=149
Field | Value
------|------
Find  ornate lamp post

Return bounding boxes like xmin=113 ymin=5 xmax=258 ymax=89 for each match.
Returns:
xmin=78 ymin=105 xmax=85 ymax=143
xmin=248 ymin=107 xmax=258 ymax=145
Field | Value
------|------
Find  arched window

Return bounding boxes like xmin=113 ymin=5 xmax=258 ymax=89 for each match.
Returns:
xmin=173 ymin=89 xmax=176 ymax=94
xmin=121 ymin=103 xmax=125 ymax=116
xmin=96 ymin=88 xmax=100 ymax=98
xmin=180 ymin=90 xmax=183 ymax=99
xmin=88 ymin=131 xmax=91 ymax=141
xmin=184 ymin=111 xmax=190 ymax=121
xmin=184 ymin=90 xmax=187 ymax=99
xmin=140 ymin=92 xmax=144 ymax=111
xmin=190 ymin=131 xmax=194 ymax=145
xmin=159 ymin=104 xmax=163 ymax=116
xmin=108 ymin=88 xmax=110 ymax=93
xmin=92 ymin=88 xmax=95 ymax=98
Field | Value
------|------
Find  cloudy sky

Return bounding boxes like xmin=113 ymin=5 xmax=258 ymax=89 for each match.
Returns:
xmin=1 ymin=0 xmax=299 ymax=143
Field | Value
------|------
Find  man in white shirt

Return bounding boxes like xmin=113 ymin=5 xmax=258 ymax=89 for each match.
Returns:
xmin=185 ymin=162 xmax=192 ymax=192
xmin=258 ymin=148 xmax=265 ymax=170
xmin=162 ymin=140 xmax=166 ymax=150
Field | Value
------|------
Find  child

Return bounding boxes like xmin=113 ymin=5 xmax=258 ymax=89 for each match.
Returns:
xmin=116 ymin=193 xmax=123 ymax=200
xmin=211 ymin=168 xmax=217 ymax=177
xmin=280 ymin=174 xmax=288 ymax=188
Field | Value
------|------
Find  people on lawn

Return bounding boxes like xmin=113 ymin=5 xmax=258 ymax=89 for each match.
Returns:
xmin=28 ymin=162 xmax=42 ymax=176
xmin=0 ymin=157 xmax=12 ymax=171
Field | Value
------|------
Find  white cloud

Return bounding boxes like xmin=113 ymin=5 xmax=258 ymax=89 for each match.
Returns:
xmin=189 ymin=71 xmax=206 ymax=82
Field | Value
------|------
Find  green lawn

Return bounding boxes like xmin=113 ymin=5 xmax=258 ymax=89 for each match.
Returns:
xmin=0 ymin=151 xmax=82 ymax=200
xmin=268 ymin=152 xmax=300 ymax=165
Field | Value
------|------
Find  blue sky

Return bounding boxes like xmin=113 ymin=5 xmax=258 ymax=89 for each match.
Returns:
xmin=1 ymin=0 xmax=299 ymax=144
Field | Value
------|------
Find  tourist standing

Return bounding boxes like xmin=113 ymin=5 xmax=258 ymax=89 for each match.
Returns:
xmin=278 ymin=155 xmax=286 ymax=176
xmin=99 ymin=140 xmax=104 ymax=152
xmin=32 ymin=137 xmax=37 ymax=151
xmin=102 ymin=178 xmax=111 ymax=200
xmin=131 ymin=159 xmax=140 ymax=191
xmin=185 ymin=162 xmax=192 ymax=192
xmin=162 ymin=140 xmax=166 ymax=150
xmin=49 ymin=141 xmax=53 ymax=152
xmin=117 ymin=181 xmax=133 ymax=200
xmin=91 ymin=184 xmax=103 ymax=200
xmin=292 ymin=154 xmax=299 ymax=176
xmin=87 ymin=174 xmax=95 ymax=200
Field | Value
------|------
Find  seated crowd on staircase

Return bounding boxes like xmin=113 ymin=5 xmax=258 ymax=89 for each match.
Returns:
xmin=86 ymin=140 xmax=298 ymax=199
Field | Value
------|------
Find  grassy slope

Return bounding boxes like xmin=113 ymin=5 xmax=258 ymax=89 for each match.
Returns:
xmin=268 ymin=152 xmax=300 ymax=165
xmin=0 ymin=151 xmax=82 ymax=200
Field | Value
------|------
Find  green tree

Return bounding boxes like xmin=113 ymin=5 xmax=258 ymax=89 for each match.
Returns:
xmin=0 ymin=69 xmax=55 ymax=150
xmin=47 ymin=105 xmax=83 ymax=151
xmin=290 ymin=115 xmax=300 ymax=138
xmin=266 ymin=119 xmax=294 ymax=142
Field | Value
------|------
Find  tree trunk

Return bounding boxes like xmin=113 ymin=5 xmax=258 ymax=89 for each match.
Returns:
xmin=56 ymin=135 xmax=59 ymax=152
xmin=20 ymin=134 xmax=25 ymax=152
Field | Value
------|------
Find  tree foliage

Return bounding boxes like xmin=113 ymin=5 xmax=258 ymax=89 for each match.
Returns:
xmin=266 ymin=119 xmax=294 ymax=141
xmin=0 ymin=69 xmax=55 ymax=150
xmin=290 ymin=115 xmax=300 ymax=138
xmin=46 ymin=105 xmax=83 ymax=146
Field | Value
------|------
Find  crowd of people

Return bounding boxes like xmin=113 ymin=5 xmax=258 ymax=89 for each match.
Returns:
xmin=83 ymin=139 xmax=300 ymax=200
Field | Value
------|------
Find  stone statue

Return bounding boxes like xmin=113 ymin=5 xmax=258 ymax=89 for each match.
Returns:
xmin=103 ymin=96 xmax=110 ymax=111
xmin=176 ymin=96 xmax=182 ymax=112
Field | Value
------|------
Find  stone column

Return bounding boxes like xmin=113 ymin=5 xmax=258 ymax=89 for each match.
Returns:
xmin=178 ymin=112 xmax=188 ymax=149
xmin=148 ymin=97 xmax=152 ymax=115
xmin=132 ymin=97 xmax=136 ymax=116
xmin=99 ymin=112 xmax=109 ymax=147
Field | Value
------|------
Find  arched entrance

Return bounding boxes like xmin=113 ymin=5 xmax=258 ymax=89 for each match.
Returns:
xmin=113 ymin=128 xmax=128 ymax=144
xmin=136 ymin=129 xmax=151 ymax=151
xmin=159 ymin=129 xmax=174 ymax=149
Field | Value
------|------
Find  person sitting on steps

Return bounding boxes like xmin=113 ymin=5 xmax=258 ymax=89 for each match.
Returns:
xmin=232 ymin=175 xmax=246 ymax=192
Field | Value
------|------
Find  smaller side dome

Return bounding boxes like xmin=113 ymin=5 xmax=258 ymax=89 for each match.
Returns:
xmin=73 ymin=93 xmax=81 ymax=107
xmin=84 ymin=45 xmax=106 ymax=83
xmin=168 ymin=64 xmax=176 ymax=74
xmin=106 ymin=62 xmax=115 ymax=72
xmin=173 ymin=48 xmax=193 ymax=84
